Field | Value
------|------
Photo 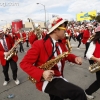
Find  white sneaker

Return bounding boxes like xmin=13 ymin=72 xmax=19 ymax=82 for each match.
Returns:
xmin=3 ymin=81 xmax=9 ymax=86
xmin=85 ymin=92 xmax=94 ymax=99
xmin=77 ymin=48 xmax=80 ymax=49
xmin=14 ymin=79 xmax=20 ymax=85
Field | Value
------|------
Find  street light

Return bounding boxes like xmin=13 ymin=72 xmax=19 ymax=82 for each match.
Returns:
xmin=37 ymin=3 xmax=46 ymax=28
xmin=1 ymin=20 xmax=7 ymax=28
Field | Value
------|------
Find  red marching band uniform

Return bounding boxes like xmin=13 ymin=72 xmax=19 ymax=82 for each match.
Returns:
xmin=28 ymin=29 xmax=47 ymax=46
xmin=93 ymin=42 xmax=100 ymax=58
xmin=0 ymin=35 xmax=18 ymax=66
xmin=20 ymin=17 xmax=87 ymax=100
xmin=20 ymin=38 xmax=76 ymax=91
xmin=0 ymin=29 xmax=20 ymax=86
xmin=15 ymin=31 xmax=26 ymax=41
xmin=82 ymin=28 xmax=90 ymax=44
xmin=28 ymin=31 xmax=38 ymax=46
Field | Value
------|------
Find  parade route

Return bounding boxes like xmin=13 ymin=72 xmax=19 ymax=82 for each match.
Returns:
xmin=0 ymin=40 xmax=100 ymax=100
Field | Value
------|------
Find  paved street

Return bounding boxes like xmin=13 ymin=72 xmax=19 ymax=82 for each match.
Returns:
xmin=0 ymin=40 xmax=100 ymax=100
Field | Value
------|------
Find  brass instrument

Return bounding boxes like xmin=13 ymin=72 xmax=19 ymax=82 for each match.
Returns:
xmin=27 ymin=18 xmax=42 ymax=40
xmin=65 ymin=34 xmax=72 ymax=52
xmin=88 ymin=34 xmax=94 ymax=41
xmin=28 ymin=51 xmax=69 ymax=83
xmin=66 ymin=38 xmax=72 ymax=52
xmin=89 ymin=62 xmax=100 ymax=73
xmin=35 ymin=27 xmax=42 ymax=40
xmin=28 ymin=32 xmax=72 ymax=83
xmin=5 ymin=37 xmax=26 ymax=61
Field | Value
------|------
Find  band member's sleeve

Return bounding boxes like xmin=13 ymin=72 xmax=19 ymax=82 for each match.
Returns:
xmin=29 ymin=34 xmax=38 ymax=46
xmin=66 ymin=53 xmax=77 ymax=63
xmin=86 ymin=42 xmax=95 ymax=59
xmin=20 ymin=41 xmax=44 ymax=82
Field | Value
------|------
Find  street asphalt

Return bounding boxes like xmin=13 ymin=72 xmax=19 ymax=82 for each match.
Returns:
xmin=0 ymin=39 xmax=100 ymax=100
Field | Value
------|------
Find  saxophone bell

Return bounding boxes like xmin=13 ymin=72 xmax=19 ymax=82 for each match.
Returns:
xmin=89 ymin=62 xmax=100 ymax=73
xmin=5 ymin=37 xmax=26 ymax=61
xmin=88 ymin=34 xmax=94 ymax=41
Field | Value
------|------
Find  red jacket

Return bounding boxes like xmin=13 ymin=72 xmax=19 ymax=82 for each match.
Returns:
xmin=20 ymin=38 xmax=76 ymax=91
xmin=93 ymin=42 xmax=100 ymax=58
xmin=66 ymin=29 xmax=71 ymax=36
xmin=62 ymin=37 xmax=67 ymax=44
xmin=41 ymin=31 xmax=46 ymax=38
xmin=29 ymin=33 xmax=38 ymax=46
xmin=16 ymin=32 xmax=26 ymax=42
xmin=0 ymin=35 xmax=18 ymax=66
xmin=82 ymin=29 xmax=90 ymax=44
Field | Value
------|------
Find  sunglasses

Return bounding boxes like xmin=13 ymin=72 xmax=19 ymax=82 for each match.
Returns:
xmin=58 ymin=27 xmax=66 ymax=30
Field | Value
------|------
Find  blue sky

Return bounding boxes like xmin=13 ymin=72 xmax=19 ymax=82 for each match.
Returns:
xmin=0 ymin=0 xmax=100 ymax=27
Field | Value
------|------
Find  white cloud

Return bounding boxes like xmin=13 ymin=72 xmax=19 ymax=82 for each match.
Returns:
xmin=67 ymin=0 xmax=100 ymax=13
xmin=0 ymin=0 xmax=100 ymax=26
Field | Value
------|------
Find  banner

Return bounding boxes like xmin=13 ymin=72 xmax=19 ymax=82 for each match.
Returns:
xmin=76 ymin=10 xmax=97 ymax=21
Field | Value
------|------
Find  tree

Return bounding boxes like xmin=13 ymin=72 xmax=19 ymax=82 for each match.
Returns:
xmin=95 ymin=13 xmax=100 ymax=22
xmin=89 ymin=12 xmax=100 ymax=22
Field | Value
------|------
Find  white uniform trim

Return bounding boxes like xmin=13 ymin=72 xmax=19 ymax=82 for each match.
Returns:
xmin=86 ymin=41 xmax=95 ymax=59
xmin=42 ymin=38 xmax=68 ymax=92
xmin=0 ymin=35 xmax=8 ymax=49
xmin=42 ymin=76 xmax=68 ymax=92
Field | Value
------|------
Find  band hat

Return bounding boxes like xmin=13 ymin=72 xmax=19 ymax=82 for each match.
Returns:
xmin=87 ymin=24 xmax=93 ymax=27
xmin=85 ymin=24 xmax=93 ymax=28
xmin=47 ymin=17 xmax=68 ymax=34
xmin=95 ymin=26 xmax=100 ymax=32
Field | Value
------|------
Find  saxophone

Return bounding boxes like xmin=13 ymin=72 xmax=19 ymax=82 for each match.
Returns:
xmin=66 ymin=38 xmax=72 ymax=52
xmin=5 ymin=37 xmax=26 ymax=61
xmin=65 ymin=34 xmax=72 ymax=52
xmin=28 ymin=51 xmax=69 ymax=83
xmin=89 ymin=62 xmax=100 ymax=73
xmin=88 ymin=34 xmax=94 ymax=41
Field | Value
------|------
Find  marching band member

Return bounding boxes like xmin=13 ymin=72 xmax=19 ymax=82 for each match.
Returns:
xmin=82 ymin=26 xmax=91 ymax=58
xmin=70 ymin=27 xmax=77 ymax=42
xmin=76 ymin=27 xmax=83 ymax=49
xmin=41 ymin=28 xmax=47 ymax=38
xmin=0 ymin=29 xmax=20 ymax=86
xmin=16 ymin=30 xmax=26 ymax=53
xmin=29 ymin=27 xmax=45 ymax=46
xmin=7 ymin=28 xmax=16 ymax=43
xmin=25 ymin=31 xmax=29 ymax=47
xmin=20 ymin=17 xmax=87 ymax=100
xmin=85 ymin=26 xmax=100 ymax=99
xmin=28 ymin=30 xmax=38 ymax=47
